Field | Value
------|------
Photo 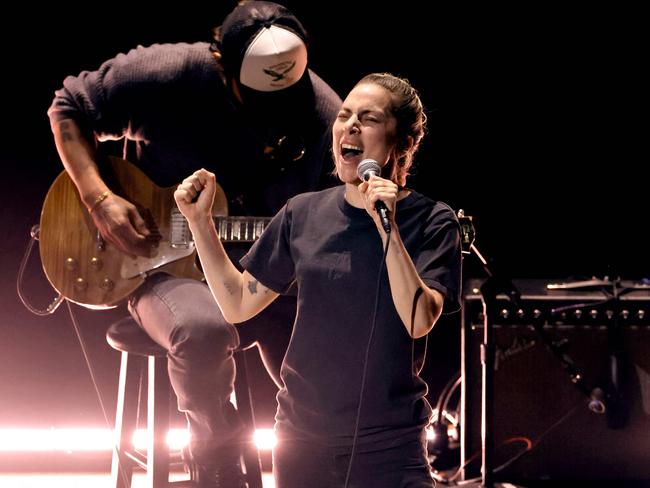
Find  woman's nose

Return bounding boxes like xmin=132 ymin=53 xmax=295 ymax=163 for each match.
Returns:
xmin=346 ymin=118 xmax=360 ymax=133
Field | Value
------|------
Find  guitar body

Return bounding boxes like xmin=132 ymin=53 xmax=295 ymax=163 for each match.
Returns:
xmin=39 ymin=157 xmax=228 ymax=309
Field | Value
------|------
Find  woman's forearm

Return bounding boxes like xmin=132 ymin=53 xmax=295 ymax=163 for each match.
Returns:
xmin=384 ymin=230 xmax=444 ymax=338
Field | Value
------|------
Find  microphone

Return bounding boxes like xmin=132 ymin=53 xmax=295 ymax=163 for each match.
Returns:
xmin=357 ymin=159 xmax=391 ymax=233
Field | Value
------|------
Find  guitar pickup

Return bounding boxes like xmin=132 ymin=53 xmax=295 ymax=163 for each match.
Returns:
xmin=170 ymin=207 xmax=191 ymax=248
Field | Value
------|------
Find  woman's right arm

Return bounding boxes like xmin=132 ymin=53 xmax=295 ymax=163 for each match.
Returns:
xmin=174 ymin=169 xmax=279 ymax=323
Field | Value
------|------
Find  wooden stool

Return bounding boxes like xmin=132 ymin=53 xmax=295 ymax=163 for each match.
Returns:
xmin=106 ymin=316 xmax=263 ymax=488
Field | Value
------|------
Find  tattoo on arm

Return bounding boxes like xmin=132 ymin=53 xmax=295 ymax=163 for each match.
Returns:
xmin=223 ymin=281 xmax=237 ymax=296
xmin=247 ymin=280 xmax=259 ymax=295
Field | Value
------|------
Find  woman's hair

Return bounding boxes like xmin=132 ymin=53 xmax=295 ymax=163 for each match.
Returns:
xmin=355 ymin=73 xmax=427 ymax=187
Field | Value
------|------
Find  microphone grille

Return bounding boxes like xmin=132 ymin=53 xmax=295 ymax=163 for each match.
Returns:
xmin=357 ymin=159 xmax=381 ymax=181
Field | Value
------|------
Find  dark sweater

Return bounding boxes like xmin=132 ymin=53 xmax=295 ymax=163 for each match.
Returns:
xmin=48 ymin=41 xmax=342 ymax=217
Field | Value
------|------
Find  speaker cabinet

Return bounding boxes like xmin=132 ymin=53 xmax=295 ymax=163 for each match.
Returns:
xmin=460 ymin=279 xmax=650 ymax=483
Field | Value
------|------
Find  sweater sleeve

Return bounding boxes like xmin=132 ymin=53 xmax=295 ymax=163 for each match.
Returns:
xmin=47 ymin=42 xmax=212 ymax=141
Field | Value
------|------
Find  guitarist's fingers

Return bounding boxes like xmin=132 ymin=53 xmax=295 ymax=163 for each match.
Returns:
xmin=130 ymin=207 xmax=154 ymax=240
xmin=113 ymin=221 xmax=151 ymax=257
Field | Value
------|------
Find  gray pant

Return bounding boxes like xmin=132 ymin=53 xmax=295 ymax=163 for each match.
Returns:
xmin=128 ymin=273 xmax=294 ymax=463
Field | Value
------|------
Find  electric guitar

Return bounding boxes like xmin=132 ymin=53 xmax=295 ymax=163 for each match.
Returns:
xmin=39 ymin=157 xmax=271 ymax=310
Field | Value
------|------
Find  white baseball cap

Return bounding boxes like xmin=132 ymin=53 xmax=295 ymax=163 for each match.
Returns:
xmin=239 ymin=24 xmax=308 ymax=92
xmin=219 ymin=1 xmax=309 ymax=93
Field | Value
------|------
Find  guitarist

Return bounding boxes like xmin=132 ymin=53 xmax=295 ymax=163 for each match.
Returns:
xmin=47 ymin=2 xmax=342 ymax=487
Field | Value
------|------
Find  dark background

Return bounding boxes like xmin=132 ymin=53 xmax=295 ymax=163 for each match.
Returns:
xmin=0 ymin=0 xmax=646 ymax=470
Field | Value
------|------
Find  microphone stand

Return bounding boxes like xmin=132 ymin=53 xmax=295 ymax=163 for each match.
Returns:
xmin=460 ymin=230 xmax=619 ymax=487
xmin=457 ymin=210 xmax=522 ymax=488
xmin=471 ymin=242 xmax=521 ymax=487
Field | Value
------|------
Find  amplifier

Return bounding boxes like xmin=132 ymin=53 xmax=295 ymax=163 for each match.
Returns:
xmin=460 ymin=278 xmax=650 ymax=483
xmin=463 ymin=278 xmax=650 ymax=327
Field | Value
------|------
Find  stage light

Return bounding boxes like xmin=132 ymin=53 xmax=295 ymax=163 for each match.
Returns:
xmin=0 ymin=428 xmax=276 ymax=452
xmin=253 ymin=428 xmax=277 ymax=450
xmin=132 ymin=428 xmax=190 ymax=450
xmin=0 ymin=429 xmax=113 ymax=452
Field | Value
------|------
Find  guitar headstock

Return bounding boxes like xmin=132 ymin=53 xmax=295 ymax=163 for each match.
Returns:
xmin=457 ymin=209 xmax=476 ymax=256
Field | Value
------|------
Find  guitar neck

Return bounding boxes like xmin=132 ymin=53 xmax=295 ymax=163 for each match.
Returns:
xmin=214 ymin=216 xmax=272 ymax=243
xmin=170 ymin=210 xmax=271 ymax=248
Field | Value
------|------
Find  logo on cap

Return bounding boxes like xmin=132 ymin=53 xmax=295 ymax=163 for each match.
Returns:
xmin=240 ymin=25 xmax=308 ymax=92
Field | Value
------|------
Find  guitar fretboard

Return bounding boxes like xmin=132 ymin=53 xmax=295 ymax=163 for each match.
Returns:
xmin=170 ymin=209 xmax=271 ymax=247
xmin=215 ymin=216 xmax=272 ymax=243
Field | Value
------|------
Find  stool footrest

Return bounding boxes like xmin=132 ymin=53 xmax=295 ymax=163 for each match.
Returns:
xmin=124 ymin=449 xmax=147 ymax=470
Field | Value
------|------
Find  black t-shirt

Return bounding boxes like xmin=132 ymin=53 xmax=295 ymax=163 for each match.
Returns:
xmin=241 ymin=186 xmax=462 ymax=448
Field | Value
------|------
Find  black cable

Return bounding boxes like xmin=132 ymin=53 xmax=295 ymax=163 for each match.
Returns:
xmin=343 ymin=236 xmax=390 ymax=488
xmin=66 ymin=301 xmax=113 ymax=429
xmin=66 ymin=301 xmax=131 ymax=487
xmin=18 ymin=223 xmax=129 ymax=483
xmin=16 ymin=225 xmax=64 ymax=316
xmin=492 ymin=400 xmax=584 ymax=475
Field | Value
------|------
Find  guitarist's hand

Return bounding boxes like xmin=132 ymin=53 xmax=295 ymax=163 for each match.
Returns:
xmin=174 ymin=169 xmax=216 ymax=224
xmin=91 ymin=193 xmax=160 ymax=258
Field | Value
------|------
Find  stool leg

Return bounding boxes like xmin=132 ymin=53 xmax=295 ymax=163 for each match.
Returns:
xmin=111 ymin=351 xmax=140 ymax=488
xmin=234 ymin=351 xmax=263 ymax=488
xmin=147 ymin=355 xmax=170 ymax=488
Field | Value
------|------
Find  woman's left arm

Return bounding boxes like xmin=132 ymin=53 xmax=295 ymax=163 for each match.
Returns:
xmin=384 ymin=231 xmax=444 ymax=338
xmin=360 ymin=176 xmax=446 ymax=338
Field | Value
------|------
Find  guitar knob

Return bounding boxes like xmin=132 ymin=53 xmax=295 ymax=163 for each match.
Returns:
xmin=65 ymin=257 xmax=77 ymax=271
xmin=74 ymin=277 xmax=87 ymax=291
xmin=90 ymin=257 xmax=103 ymax=270
xmin=100 ymin=278 xmax=114 ymax=291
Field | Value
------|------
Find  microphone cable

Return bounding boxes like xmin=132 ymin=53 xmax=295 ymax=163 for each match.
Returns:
xmin=343 ymin=235 xmax=390 ymax=488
